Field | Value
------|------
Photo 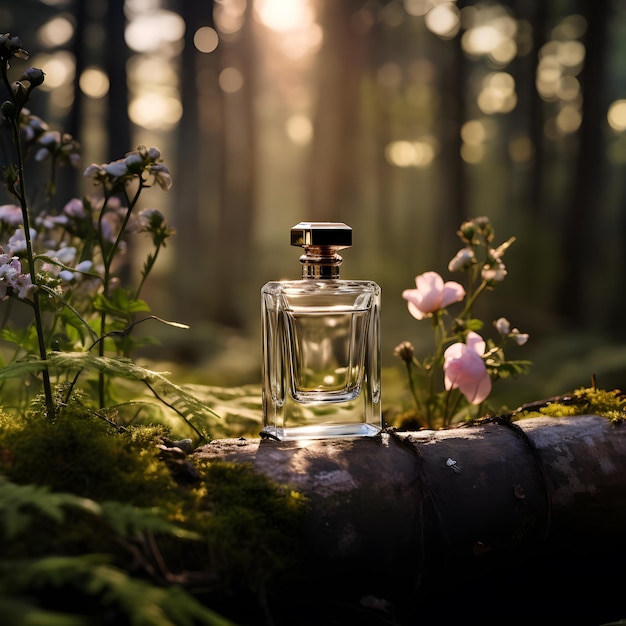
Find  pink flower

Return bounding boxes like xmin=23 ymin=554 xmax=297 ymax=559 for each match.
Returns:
xmin=402 ymin=271 xmax=465 ymax=320
xmin=443 ymin=331 xmax=492 ymax=404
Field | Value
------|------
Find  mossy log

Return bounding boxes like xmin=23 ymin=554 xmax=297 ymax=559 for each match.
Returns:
xmin=194 ymin=415 xmax=626 ymax=625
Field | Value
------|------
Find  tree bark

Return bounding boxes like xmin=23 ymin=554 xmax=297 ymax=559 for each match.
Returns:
xmin=195 ymin=415 xmax=626 ymax=625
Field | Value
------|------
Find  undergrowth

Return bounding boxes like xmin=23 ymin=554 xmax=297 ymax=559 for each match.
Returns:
xmin=0 ymin=395 xmax=308 ymax=626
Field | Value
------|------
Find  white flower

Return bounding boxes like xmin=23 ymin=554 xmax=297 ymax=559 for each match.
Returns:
xmin=8 ymin=227 xmax=36 ymax=253
xmin=0 ymin=204 xmax=23 ymax=226
xmin=53 ymin=246 xmax=77 ymax=265
xmin=448 ymin=247 xmax=474 ymax=272
xmin=494 ymin=317 xmax=511 ymax=335
xmin=14 ymin=274 xmax=36 ymax=299
xmin=511 ymin=329 xmax=529 ymax=346
xmin=482 ymin=259 xmax=507 ymax=282
xmin=147 ymin=146 xmax=162 ymax=161
xmin=63 ymin=198 xmax=87 ymax=218
xmin=58 ymin=269 xmax=74 ymax=281
xmin=150 ymin=163 xmax=172 ymax=190
xmin=103 ymin=160 xmax=128 ymax=177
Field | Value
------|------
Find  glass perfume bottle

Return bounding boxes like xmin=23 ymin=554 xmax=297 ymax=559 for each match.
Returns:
xmin=261 ymin=222 xmax=381 ymax=440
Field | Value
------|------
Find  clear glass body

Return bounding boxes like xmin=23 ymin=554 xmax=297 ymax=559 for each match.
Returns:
xmin=261 ymin=279 xmax=381 ymax=440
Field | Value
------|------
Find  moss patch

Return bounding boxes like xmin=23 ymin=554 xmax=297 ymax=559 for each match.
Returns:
xmin=0 ymin=392 xmax=308 ymax=623
xmin=519 ymin=386 xmax=626 ymax=423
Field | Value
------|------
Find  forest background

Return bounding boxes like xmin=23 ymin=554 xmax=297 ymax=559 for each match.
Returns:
xmin=2 ymin=0 xmax=626 ymax=414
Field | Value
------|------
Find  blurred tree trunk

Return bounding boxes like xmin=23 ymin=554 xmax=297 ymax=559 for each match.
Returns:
xmin=435 ymin=19 xmax=466 ymax=267
xmin=173 ymin=1 xmax=216 ymax=324
xmin=174 ymin=1 xmax=254 ymax=330
xmin=212 ymin=3 xmax=256 ymax=328
xmin=307 ymin=0 xmax=367 ymax=223
xmin=525 ymin=0 xmax=548 ymax=222
xmin=104 ymin=0 xmax=131 ymax=163
xmin=556 ymin=4 xmax=609 ymax=326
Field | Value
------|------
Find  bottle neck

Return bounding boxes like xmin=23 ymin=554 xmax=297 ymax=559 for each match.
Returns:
xmin=299 ymin=246 xmax=342 ymax=279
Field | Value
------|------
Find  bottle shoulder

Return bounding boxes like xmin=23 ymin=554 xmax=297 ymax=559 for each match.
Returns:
xmin=262 ymin=279 xmax=381 ymax=295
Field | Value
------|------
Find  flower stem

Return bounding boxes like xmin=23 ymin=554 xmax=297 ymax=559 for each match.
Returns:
xmin=9 ymin=115 xmax=55 ymax=417
xmin=404 ymin=359 xmax=426 ymax=428
xmin=96 ymin=181 xmax=143 ymax=408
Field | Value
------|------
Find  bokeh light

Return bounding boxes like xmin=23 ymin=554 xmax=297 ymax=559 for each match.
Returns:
xmin=37 ymin=15 xmax=75 ymax=47
xmin=461 ymin=5 xmax=518 ymax=65
xmin=124 ymin=9 xmax=185 ymax=53
xmin=535 ymin=15 xmax=586 ymax=138
xmin=477 ymin=72 xmax=517 ymax=114
xmin=79 ymin=66 xmax=110 ymax=99
xmin=286 ymin=115 xmax=313 ymax=145
xmin=32 ymin=51 xmax=75 ymax=90
xmin=385 ymin=139 xmax=436 ymax=168
xmin=214 ymin=0 xmax=247 ymax=35
xmin=128 ymin=92 xmax=182 ymax=129
xmin=254 ymin=0 xmax=314 ymax=33
xmin=608 ymin=100 xmax=626 ymax=132
xmin=194 ymin=26 xmax=219 ymax=53
xmin=424 ymin=3 xmax=460 ymax=40
xmin=219 ymin=67 xmax=244 ymax=93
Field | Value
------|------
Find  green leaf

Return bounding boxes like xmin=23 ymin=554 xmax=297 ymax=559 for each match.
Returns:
xmin=7 ymin=557 xmax=235 ymax=626
xmin=99 ymin=501 xmax=201 ymax=540
xmin=93 ymin=287 xmax=150 ymax=318
xmin=0 ymin=596 xmax=88 ymax=626
xmin=0 ymin=477 xmax=101 ymax=540
xmin=19 ymin=352 xmax=219 ymax=422
xmin=0 ymin=356 xmax=48 ymax=382
xmin=489 ymin=360 xmax=532 ymax=379
xmin=464 ymin=318 xmax=484 ymax=331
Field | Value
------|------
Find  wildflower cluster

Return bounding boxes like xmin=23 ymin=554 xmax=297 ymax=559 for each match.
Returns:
xmin=0 ymin=34 xmax=178 ymax=417
xmin=395 ymin=216 xmax=531 ymax=429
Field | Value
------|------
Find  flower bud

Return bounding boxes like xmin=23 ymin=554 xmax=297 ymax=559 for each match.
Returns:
xmin=11 ymin=80 xmax=28 ymax=106
xmin=394 ymin=341 xmax=415 ymax=363
xmin=474 ymin=216 xmax=495 ymax=242
xmin=20 ymin=67 xmax=45 ymax=87
xmin=458 ymin=220 xmax=476 ymax=242
xmin=124 ymin=152 xmax=144 ymax=172
xmin=494 ymin=317 xmax=510 ymax=335
xmin=448 ymin=247 xmax=474 ymax=272
xmin=511 ymin=329 xmax=529 ymax=346
xmin=0 ymin=34 xmax=28 ymax=61
xmin=1 ymin=99 xmax=16 ymax=120
xmin=482 ymin=254 xmax=507 ymax=283
xmin=147 ymin=146 xmax=162 ymax=161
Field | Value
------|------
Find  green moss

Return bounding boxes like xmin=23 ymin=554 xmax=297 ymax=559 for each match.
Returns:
xmin=166 ymin=460 xmax=309 ymax=612
xmin=537 ymin=403 xmax=581 ymax=417
xmin=527 ymin=386 xmax=626 ymax=423
xmin=0 ymin=390 xmax=309 ymax=621
xmin=0 ymin=392 xmax=174 ymax=507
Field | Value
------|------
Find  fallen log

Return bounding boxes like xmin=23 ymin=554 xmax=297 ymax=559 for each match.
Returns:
xmin=195 ymin=415 xmax=626 ymax=625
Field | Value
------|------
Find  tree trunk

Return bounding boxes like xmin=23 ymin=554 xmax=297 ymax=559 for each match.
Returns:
xmin=195 ymin=414 xmax=626 ymax=625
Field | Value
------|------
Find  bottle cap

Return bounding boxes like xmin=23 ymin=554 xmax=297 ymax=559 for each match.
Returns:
xmin=291 ymin=222 xmax=352 ymax=249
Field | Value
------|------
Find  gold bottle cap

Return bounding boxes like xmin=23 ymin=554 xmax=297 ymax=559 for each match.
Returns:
xmin=291 ymin=222 xmax=352 ymax=249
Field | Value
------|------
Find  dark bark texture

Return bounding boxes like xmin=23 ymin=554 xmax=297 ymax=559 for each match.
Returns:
xmin=195 ymin=415 xmax=626 ymax=625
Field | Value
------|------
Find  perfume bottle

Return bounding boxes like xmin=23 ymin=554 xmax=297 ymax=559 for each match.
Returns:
xmin=261 ymin=222 xmax=381 ymax=440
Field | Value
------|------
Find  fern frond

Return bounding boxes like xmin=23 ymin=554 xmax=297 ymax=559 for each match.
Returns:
xmin=0 ymin=353 xmax=221 ymax=426
xmin=0 ymin=477 xmax=101 ymax=540
xmin=7 ymin=556 xmax=234 ymax=626
xmin=51 ymin=352 xmax=220 ymax=421
xmin=99 ymin=500 xmax=201 ymax=541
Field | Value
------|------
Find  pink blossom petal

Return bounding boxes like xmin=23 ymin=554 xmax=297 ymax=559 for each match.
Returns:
xmin=443 ymin=334 xmax=492 ymax=405
xmin=402 ymin=271 xmax=465 ymax=319
xmin=466 ymin=330 xmax=486 ymax=356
